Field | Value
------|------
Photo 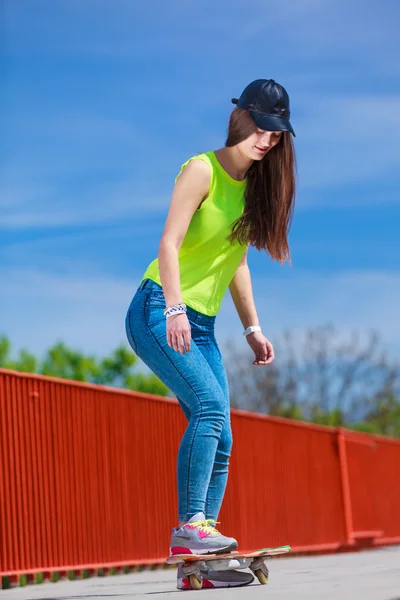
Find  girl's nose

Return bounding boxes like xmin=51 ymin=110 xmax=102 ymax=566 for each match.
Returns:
xmin=260 ymin=132 xmax=273 ymax=146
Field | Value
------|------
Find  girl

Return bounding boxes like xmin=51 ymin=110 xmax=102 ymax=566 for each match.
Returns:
xmin=125 ymin=78 xmax=296 ymax=589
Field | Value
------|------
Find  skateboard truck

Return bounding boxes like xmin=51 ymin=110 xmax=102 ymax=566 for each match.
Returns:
xmin=249 ymin=556 xmax=270 ymax=584
xmin=180 ymin=560 xmax=203 ymax=577
xmin=167 ymin=544 xmax=290 ymax=589
xmin=180 ymin=561 xmax=204 ymax=590
xmin=180 ymin=560 xmax=203 ymax=589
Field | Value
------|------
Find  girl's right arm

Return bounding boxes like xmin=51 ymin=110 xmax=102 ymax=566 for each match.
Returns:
xmin=157 ymin=159 xmax=210 ymax=354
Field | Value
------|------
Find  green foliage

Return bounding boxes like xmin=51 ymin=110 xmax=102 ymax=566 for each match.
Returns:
xmin=2 ymin=328 xmax=400 ymax=437
xmin=270 ymin=404 xmax=303 ymax=421
xmin=311 ymin=408 xmax=345 ymax=427
xmin=0 ymin=335 xmax=169 ymax=396
xmin=226 ymin=326 xmax=400 ymax=439
xmin=0 ymin=336 xmax=38 ymax=372
xmin=2 ymin=576 xmax=10 ymax=589
xmin=352 ymin=396 xmax=400 ymax=437
xmin=307 ymin=400 xmax=400 ymax=436
xmin=124 ymin=372 xmax=170 ymax=396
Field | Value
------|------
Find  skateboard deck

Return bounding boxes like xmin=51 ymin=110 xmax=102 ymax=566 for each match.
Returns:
xmin=166 ymin=544 xmax=290 ymax=564
xmin=166 ymin=545 xmax=290 ymax=588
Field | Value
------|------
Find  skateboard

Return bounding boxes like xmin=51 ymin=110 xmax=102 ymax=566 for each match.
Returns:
xmin=166 ymin=545 xmax=290 ymax=589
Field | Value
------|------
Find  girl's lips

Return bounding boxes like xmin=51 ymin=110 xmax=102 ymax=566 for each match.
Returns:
xmin=255 ymin=146 xmax=267 ymax=152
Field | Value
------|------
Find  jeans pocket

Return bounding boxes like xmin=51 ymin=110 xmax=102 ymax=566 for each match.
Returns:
xmin=146 ymin=290 xmax=166 ymax=307
xmin=146 ymin=292 xmax=167 ymax=327
xmin=146 ymin=302 xmax=166 ymax=329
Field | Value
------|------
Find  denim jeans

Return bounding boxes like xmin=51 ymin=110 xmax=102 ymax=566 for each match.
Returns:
xmin=125 ymin=278 xmax=232 ymax=522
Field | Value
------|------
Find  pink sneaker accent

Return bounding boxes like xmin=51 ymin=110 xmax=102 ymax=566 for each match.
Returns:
xmin=181 ymin=577 xmax=214 ymax=589
xmin=185 ymin=524 xmax=211 ymax=539
xmin=170 ymin=546 xmax=193 ymax=556
xmin=198 ymin=529 xmax=211 ymax=539
xmin=181 ymin=578 xmax=191 ymax=590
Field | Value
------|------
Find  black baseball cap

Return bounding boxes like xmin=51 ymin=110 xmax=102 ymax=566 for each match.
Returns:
xmin=232 ymin=79 xmax=295 ymax=136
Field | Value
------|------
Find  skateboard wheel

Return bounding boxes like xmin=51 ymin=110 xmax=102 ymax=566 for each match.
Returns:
xmin=189 ymin=573 xmax=203 ymax=590
xmin=255 ymin=568 xmax=268 ymax=585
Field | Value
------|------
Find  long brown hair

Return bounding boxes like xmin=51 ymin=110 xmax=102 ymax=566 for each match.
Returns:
xmin=226 ymin=108 xmax=296 ymax=264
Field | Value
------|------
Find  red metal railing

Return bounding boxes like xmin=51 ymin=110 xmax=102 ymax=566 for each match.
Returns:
xmin=1 ymin=368 xmax=399 ymax=582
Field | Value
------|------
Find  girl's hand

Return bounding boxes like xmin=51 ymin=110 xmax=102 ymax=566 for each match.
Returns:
xmin=166 ymin=313 xmax=192 ymax=354
xmin=246 ymin=331 xmax=275 ymax=366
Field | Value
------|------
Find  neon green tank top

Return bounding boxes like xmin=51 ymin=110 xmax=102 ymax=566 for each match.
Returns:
xmin=141 ymin=151 xmax=247 ymax=316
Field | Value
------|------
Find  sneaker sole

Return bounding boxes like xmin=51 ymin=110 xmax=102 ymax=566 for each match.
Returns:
xmin=171 ymin=541 xmax=238 ymax=556
xmin=177 ymin=576 xmax=253 ymax=590
xmin=203 ymin=541 xmax=238 ymax=555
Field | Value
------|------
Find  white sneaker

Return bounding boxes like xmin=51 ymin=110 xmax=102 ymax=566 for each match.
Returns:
xmin=170 ymin=512 xmax=238 ymax=556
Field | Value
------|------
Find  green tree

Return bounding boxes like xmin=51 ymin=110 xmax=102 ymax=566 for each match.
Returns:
xmin=41 ymin=342 xmax=100 ymax=382
xmin=0 ymin=335 xmax=169 ymax=396
xmin=0 ymin=336 xmax=37 ymax=372
xmin=352 ymin=396 xmax=400 ymax=437
xmin=225 ymin=326 xmax=400 ymax=438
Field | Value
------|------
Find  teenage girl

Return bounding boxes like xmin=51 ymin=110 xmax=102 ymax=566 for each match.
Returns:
xmin=125 ymin=79 xmax=296 ymax=589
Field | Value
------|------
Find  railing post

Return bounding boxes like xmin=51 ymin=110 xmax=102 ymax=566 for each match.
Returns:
xmin=337 ymin=427 xmax=354 ymax=546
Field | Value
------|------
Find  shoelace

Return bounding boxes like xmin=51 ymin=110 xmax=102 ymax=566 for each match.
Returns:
xmin=189 ymin=518 xmax=221 ymax=534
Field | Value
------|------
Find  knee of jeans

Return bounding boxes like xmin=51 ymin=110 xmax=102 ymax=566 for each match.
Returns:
xmin=196 ymin=403 xmax=226 ymax=435
xmin=219 ymin=424 xmax=233 ymax=456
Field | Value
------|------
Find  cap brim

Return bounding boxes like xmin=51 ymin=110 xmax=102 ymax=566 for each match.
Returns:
xmin=250 ymin=111 xmax=296 ymax=137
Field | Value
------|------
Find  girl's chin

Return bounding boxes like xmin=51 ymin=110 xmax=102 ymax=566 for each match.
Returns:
xmin=240 ymin=148 xmax=267 ymax=161
xmin=250 ymin=147 xmax=268 ymax=160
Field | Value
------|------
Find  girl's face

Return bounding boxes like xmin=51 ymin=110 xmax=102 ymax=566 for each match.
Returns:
xmin=238 ymin=128 xmax=282 ymax=161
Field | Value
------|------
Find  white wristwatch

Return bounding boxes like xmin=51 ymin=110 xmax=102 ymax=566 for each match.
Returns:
xmin=243 ymin=325 xmax=262 ymax=337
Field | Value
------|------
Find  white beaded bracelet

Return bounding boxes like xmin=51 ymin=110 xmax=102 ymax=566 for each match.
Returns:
xmin=243 ymin=325 xmax=261 ymax=337
xmin=163 ymin=302 xmax=186 ymax=316
xmin=164 ymin=303 xmax=187 ymax=319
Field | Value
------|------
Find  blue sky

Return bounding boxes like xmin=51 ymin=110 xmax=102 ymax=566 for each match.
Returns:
xmin=1 ymin=0 xmax=400 ymax=363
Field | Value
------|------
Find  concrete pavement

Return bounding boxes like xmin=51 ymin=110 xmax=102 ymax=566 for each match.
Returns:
xmin=4 ymin=546 xmax=400 ymax=600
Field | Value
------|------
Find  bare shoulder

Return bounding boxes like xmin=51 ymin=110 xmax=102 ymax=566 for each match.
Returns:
xmin=176 ymin=157 xmax=211 ymax=192
xmin=162 ymin=156 xmax=213 ymax=244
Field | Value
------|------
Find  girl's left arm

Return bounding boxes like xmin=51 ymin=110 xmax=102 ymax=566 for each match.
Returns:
xmin=229 ymin=247 xmax=274 ymax=366
xmin=228 ymin=248 xmax=260 ymax=330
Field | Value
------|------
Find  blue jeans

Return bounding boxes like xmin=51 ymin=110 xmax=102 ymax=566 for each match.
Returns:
xmin=125 ymin=278 xmax=232 ymax=522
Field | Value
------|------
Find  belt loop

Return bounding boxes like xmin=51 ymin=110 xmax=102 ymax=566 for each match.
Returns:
xmin=139 ymin=279 xmax=149 ymax=291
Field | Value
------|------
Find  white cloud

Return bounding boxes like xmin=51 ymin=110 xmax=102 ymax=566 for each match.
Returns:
xmin=1 ymin=226 xmax=159 ymax=279
xmin=9 ymin=114 xmax=137 ymax=141
xmin=2 ymin=0 xmax=399 ymax=241
xmin=1 ymin=268 xmax=137 ymax=358
xmin=0 ymin=177 xmax=169 ymax=229
xmin=218 ymin=268 xmax=400 ymax=358
xmin=1 ymin=267 xmax=400 ymax=361
xmin=295 ymin=94 xmax=400 ymax=192
xmin=234 ymin=0 xmax=398 ymax=68
xmin=3 ymin=113 xmax=142 ymax=178
xmin=2 ymin=107 xmax=175 ymax=228
xmin=4 ymin=0 xmax=397 ymax=71
xmin=3 ymin=91 xmax=400 ymax=231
